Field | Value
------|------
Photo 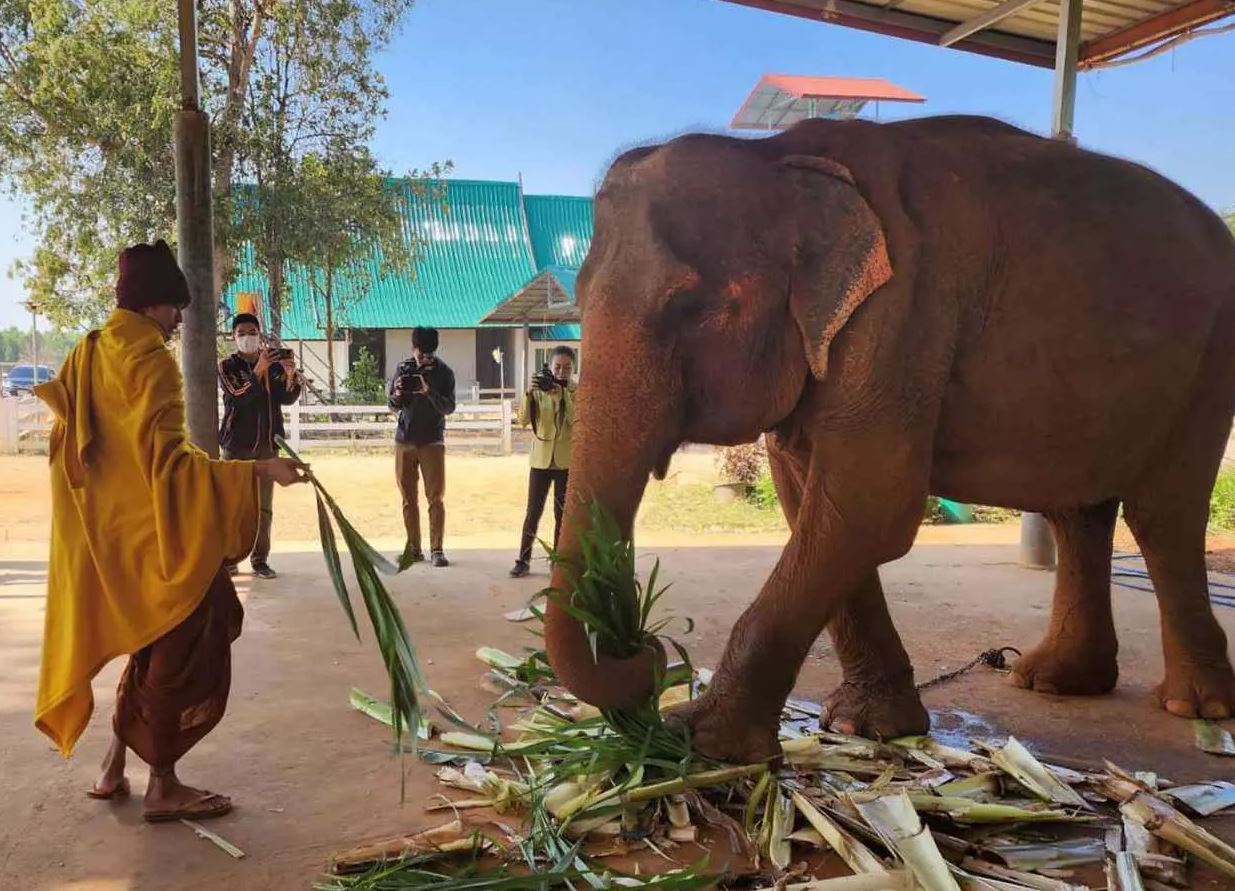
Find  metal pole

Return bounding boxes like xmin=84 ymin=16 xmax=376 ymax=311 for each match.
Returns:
xmin=30 ymin=305 xmax=37 ymax=373
xmin=1051 ymin=0 xmax=1083 ymax=140
xmin=175 ymin=0 xmax=219 ymax=454
xmin=1020 ymin=0 xmax=1082 ymax=571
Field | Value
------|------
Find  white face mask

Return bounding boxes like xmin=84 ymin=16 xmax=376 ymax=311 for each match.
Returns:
xmin=236 ymin=334 xmax=261 ymax=354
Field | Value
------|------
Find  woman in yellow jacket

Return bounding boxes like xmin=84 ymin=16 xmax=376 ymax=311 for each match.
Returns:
xmin=510 ymin=346 xmax=576 ymax=577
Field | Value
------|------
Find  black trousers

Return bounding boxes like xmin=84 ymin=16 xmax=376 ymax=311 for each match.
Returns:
xmin=518 ymin=468 xmax=569 ymax=564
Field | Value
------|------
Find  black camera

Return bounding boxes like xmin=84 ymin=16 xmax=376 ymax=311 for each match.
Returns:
xmin=400 ymin=369 xmax=426 ymax=393
xmin=532 ymin=365 xmax=558 ymax=392
xmin=266 ymin=347 xmax=294 ymax=362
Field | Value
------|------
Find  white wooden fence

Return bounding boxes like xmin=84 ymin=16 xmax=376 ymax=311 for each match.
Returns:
xmin=0 ymin=396 xmax=51 ymax=452
xmin=0 ymin=396 xmax=514 ymax=455
xmin=284 ymin=401 xmax=513 ymax=453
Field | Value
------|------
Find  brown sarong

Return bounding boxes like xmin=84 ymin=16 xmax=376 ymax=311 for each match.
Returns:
xmin=113 ymin=568 xmax=244 ymax=769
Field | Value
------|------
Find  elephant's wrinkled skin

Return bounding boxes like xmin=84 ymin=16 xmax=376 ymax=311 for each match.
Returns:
xmin=543 ymin=115 xmax=1235 ymax=763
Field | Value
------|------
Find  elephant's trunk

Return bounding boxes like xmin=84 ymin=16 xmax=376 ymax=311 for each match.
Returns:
xmin=544 ymin=345 xmax=673 ymax=709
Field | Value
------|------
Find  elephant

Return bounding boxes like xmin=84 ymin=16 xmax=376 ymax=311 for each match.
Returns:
xmin=543 ymin=114 xmax=1235 ymax=763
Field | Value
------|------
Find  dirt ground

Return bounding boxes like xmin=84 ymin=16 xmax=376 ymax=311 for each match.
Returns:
xmin=3 ymin=452 xmax=1235 ymax=889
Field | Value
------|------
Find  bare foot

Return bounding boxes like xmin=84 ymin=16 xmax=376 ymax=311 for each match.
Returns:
xmin=821 ymin=679 xmax=929 ymax=739
xmin=1157 ymin=658 xmax=1235 ymax=719
xmin=89 ymin=733 xmax=129 ymax=799
xmin=665 ymin=690 xmax=781 ymax=764
xmin=1010 ymin=638 xmax=1118 ymax=696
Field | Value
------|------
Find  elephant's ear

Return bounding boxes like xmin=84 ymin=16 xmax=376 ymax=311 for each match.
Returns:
xmin=781 ymin=155 xmax=892 ymax=380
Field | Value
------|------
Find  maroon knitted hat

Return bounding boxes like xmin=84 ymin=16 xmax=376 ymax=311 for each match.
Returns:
xmin=115 ymin=240 xmax=192 ymax=311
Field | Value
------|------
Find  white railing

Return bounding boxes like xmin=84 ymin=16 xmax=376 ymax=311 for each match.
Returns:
xmin=0 ymin=395 xmax=52 ymax=452
xmin=0 ymin=396 xmax=514 ymax=455
xmin=284 ymin=401 xmax=513 ymax=453
xmin=468 ymin=383 xmax=519 ymax=403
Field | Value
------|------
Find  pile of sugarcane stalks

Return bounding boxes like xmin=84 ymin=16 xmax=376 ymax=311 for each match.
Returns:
xmin=324 ymin=646 xmax=1235 ymax=891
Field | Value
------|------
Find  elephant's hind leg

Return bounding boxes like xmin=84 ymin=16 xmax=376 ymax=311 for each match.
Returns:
xmin=1011 ymin=500 xmax=1120 ymax=695
xmin=822 ymin=571 xmax=929 ymax=738
xmin=1124 ymin=463 xmax=1235 ymax=719
xmin=1123 ymin=305 xmax=1235 ymax=720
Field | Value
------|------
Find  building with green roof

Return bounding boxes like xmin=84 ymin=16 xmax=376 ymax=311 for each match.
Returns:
xmin=226 ymin=178 xmax=589 ymax=398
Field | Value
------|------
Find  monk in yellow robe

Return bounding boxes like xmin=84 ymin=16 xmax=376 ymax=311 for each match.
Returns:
xmin=35 ymin=240 xmax=307 ymax=822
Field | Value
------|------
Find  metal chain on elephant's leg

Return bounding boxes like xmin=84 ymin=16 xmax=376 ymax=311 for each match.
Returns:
xmin=914 ymin=646 xmax=1022 ymax=692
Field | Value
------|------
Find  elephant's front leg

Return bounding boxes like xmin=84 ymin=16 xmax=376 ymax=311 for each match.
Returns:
xmin=822 ymin=572 xmax=929 ymax=738
xmin=670 ymin=471 xmax=925 ymax=761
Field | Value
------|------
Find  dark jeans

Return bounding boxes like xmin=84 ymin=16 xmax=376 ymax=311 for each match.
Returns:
xmin=222 ymin=446 xmax=274 ymax=567
xmin=518 ymin=468 xmax=569 ymax=565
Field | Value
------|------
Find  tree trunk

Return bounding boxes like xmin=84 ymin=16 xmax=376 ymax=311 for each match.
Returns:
xmin=268 ymin=254 xmax=285 ymax=337
xmin=325 ymin=266 xmax=336 ymax=402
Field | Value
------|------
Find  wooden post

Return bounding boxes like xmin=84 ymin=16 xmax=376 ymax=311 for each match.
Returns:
xmin=175 ymin=0 xmax=219 ymax=455
xmin=0 ymin=397 xmax=16 ymax=454
xmin=501 ymin=399 xmax=513 ymax=455
xmin=1020 ymin=0 xmax=1081 ymax=571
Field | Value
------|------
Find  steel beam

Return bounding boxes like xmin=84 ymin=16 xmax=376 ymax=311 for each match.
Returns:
xmin=1080 ymin=0 xmax=1235 ymax=67
xmin=940 ymin=0 xmax=1044 ymax=46
xmin=175 ymin=0 xmax=219 ymax=454
xmin=718 ymin=0 xmax=1057 ymax=67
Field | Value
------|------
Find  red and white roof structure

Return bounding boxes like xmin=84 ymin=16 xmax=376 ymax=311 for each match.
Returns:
xmin=731 ymin=74 xmax=926 ymax=130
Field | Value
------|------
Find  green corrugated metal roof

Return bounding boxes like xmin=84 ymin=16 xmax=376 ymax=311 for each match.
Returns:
xmin=228 ymin=179 xmax=540 ymax=338
xmin=523 ymin=195 xmax=593 ymax=269
xmin=226 ymin=181 xmax=595 ymax=340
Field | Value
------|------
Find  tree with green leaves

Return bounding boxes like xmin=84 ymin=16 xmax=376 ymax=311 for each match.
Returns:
xmin=231 ymin=1 xmax=446 ymax=337
xmin=0 ymin=324 xmax=78 ymax=365
xmin=342 ymin=346 xmax=386 ymax=404
xmin=0 ymin=0 xmax=420 ymax=329
xmin=286 ymin=146 xmax=422 ymax=400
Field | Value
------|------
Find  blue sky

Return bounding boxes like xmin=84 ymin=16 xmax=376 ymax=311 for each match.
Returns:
xmin=1 ymin=0 xmax=1232 ymax=328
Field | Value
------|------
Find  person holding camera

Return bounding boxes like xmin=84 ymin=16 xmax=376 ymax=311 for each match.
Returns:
xmin=510 ymin=346 xmax=577 ymax=578
xmin=218 ymin=312 xmax=303 ymax=580
xmin=390 ymin=326 xmax=457 ymax=567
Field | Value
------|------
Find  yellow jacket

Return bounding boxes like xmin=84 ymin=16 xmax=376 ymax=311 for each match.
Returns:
xmin=517 ymin=384 xmax=575 ymax=470
xmin=33 ymin=309 xmax=258 ymax=757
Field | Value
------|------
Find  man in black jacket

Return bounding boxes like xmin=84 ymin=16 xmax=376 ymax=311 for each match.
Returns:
xmin=218 ymin=313 xmax=303 ymax=579
xmin=389 ymin=327 xmax=456 ymax=567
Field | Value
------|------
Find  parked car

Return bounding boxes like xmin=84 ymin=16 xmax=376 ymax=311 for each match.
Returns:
xmin=2 ymin=364 xmax=55 ymax=396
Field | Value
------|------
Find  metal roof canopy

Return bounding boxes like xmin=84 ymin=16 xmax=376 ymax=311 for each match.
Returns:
xmin=732 ymin=74 xmax=926 ymax=130
xmin=720 ymin=0 xmax=1235 ymax=70
xmin=481 ymin=268 xmax=580 ymax=325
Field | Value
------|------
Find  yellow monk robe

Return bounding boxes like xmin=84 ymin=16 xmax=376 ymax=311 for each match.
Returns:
xmin=34 ymin=309 xmax=259 ymax=757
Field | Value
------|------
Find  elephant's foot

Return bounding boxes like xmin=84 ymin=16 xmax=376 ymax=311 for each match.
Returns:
xmin=665 ymin=691 xmax=781 ymax=764
xmin=1010 ymin=638 xmax=1118 ymax=696
xmin=820 ymin=679 xmax=929 ymax=740
xmin=1157 ymin=658 xmax=1235 ymax=719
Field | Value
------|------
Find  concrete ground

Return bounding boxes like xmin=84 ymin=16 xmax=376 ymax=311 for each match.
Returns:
xmin=3 ymin=454 xmax=1235 ymax=889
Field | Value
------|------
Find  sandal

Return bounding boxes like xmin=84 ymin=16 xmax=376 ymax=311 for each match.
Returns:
xmin=143 ymin=791 xmax=232 ymax=823
xmin=86 ymin=777 xmax=131 ymax=800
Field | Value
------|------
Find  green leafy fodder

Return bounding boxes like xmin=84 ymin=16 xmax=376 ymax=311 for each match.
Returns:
xmin=539 ymin=501 xmax=683 ymax=662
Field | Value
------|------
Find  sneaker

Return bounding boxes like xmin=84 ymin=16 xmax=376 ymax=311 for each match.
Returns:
xmin=431 ymin=550 xmax=449 ymax=568
xmin=225 ymin=564 xmax=239 ymax=577
xmin=509 ymin=561 xmax=530 ymax=579
xmin=251 ymin=563 xmax=278 ymax=580
xmin=407 ymin=549 xmax=426 ymax=564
